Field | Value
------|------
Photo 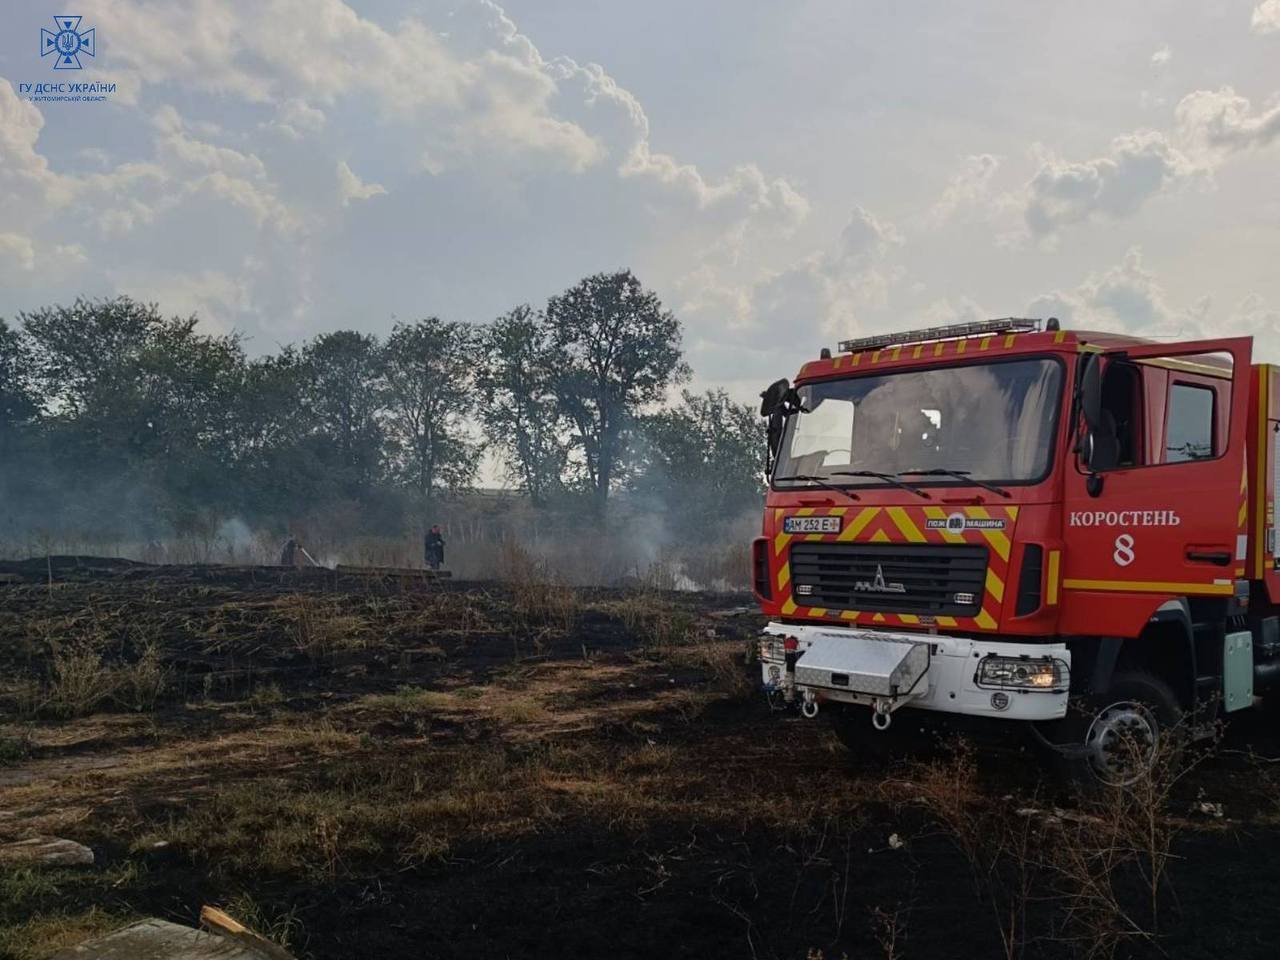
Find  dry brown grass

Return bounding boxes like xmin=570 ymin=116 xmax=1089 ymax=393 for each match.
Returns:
xmin=498 ymin=542 xmax=581 ymax=636
xmin=282 ymin=595 xmax=372 ymax=663
xmin=0 ymin=906 xmax=136 ymax=960
xmin=902 ymin=730 xmax=1196 ymax=960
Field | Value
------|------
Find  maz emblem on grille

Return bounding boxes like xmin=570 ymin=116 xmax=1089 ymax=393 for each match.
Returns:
xmin=853 ymin=564 xmax=906 ymax=594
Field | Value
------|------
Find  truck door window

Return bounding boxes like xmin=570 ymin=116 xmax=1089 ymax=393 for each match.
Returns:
xmin=1165 ymin=383 xmax=1215 ymax=462
xmin=1093 ymin=361 xmax=1142 ymax=470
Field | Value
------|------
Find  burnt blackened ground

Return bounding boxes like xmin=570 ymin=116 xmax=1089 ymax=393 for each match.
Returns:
xmin=2 ymin=562 xmax=1280 ymax=959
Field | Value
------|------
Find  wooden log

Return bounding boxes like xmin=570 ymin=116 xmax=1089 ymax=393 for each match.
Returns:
xmin=199 ymin=906 xmax=297 ymax=960
xmin=335 ymin=564 xmax=452 ymax=579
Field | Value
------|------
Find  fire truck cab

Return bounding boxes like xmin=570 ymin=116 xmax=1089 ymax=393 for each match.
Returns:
xmin=753 ymin=317 xmax=1279 ymax=782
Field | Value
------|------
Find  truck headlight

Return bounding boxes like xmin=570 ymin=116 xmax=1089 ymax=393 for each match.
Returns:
xmin=976 ymin=655 xmax=1065 ymax=690
xmin=759 ymin=639 xmax=785 ymax=662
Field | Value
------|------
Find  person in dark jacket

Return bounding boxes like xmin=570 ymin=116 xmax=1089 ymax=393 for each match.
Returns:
xmin=424 ymin=525 xmax=445 ymax=570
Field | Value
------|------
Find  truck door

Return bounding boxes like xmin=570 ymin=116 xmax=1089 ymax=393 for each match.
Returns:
xmin=1061 ymin=338 xmax=1252 ymax=613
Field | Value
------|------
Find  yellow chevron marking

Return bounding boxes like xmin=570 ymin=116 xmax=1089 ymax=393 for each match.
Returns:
xmin=870 ymin=529 xmax=891 ymax=542
xmin=933 ymin=342 xmax=944 ymax=356
xmin=838 ymin=507 xmax=880 ymax=541
xmin=1004 ymin=334 xmax=1016 ymax=348
xmin=891 ymin=346 xmax=901 ymax=361
xmin=979 ymin=337 xmax=991 ymax=351
xmin=923 ymin=505 xmax=965 ymax=543
xmin=887 ymin=506 xmax=926 ymax=542
xmin=832 ymin=355 xmax=844 ymax=369
xmin=850 ymin=352 xmax=861 ymax=366
xmin=1062 ymin=578 xmax=1234 ymax=596
xmin=840 ymin=610 xmax=859 ymax=620
xmin=957 ymin=339 xmax=968 ymax=354
xmin=781 ymin=598 xmax=797 ymax=615
xmin=870 ymin=350 xmax=881 ymax=364
xmin=913 ymin=344 xmax=924 ymax=359
xmin=1054 ymin=329 xmax=1066 ymax=343
xmin=776 ymin=561 xmax=790 ymax=591
xmin=774 ymin=532 xmax=790 ymax=554
xmin=899 ymin=614 xmax=920 ymax=625
xmin=985 ymin=567 xmax=1005 ymax=604
xmin=936 ymin=615 xmax=957 ymax=627
xmin=1046 ymin=550 xmax=1060 ymax=605
xmin=975 ymin=609 xmax=997 ymax=630
xmin=1006 ymin=505 xmax=1019 ymax=520
xmin=966 ymin=506 xmax=1011 ymax=561
xmin=809 ymin=607 xmax=827 ymax=617
xmin=872 ymin=612 xmax=885 ymax=622
xmin=829 ymin=507 xmax=849 ymax=517
xmin=1238 ymin=501 xmax=1248 ymax=527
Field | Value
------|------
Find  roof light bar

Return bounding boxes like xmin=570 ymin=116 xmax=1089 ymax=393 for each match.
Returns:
xmin=837 ymin=318 xmax=1042 ymax=354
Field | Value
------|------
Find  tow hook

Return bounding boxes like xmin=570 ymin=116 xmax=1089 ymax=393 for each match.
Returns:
xmin=871 ymin=699 xmax=893 ymax=731
xmin=800 ymin=689 xmax=819 ymax=718
xmin=783 ymin=636 xmax=800 ymax=705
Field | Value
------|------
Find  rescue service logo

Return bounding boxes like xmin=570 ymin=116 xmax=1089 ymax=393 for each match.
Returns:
xmin=41 ymin=16 xmax=95 ymax=69
xmin=17 ymin=15 xmax=115 ymax=103
xmin=925 ymin=512 xmax=1007 ymax=532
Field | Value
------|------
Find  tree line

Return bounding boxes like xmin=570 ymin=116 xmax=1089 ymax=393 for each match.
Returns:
xmin=0 ymin=270 xmax=764 ymax=544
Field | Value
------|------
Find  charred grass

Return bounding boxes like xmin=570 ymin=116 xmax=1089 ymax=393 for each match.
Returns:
xmin=3 ymin=563 xmax=1280 ymax=958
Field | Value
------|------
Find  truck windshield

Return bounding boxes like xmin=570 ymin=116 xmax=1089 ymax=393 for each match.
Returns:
xmin=773 ymin=357 xmax=1064 ymax=487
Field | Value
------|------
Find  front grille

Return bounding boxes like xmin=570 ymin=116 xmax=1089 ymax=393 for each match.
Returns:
xmin=789 ymin=542 xmax=988 ymax=617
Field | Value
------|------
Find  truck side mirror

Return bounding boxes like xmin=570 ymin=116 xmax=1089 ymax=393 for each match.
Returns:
xmin=1079 ymin=354 xmax=1102 ymax=432
xmin=759 ymin=378 xmax=790 ymax=417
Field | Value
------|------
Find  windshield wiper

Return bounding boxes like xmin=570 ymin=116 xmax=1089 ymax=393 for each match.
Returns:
xmin=772 ymin=474 xmax=861 ymax=500
xmin=899 ymin=468 xmax=1011 ymax=499
xmin=832 ymin=470 xmax=931 ymax=499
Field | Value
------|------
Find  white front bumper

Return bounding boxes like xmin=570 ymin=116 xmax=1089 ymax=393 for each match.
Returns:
xmin=760 ymin=622 xmax=1070 ymax=722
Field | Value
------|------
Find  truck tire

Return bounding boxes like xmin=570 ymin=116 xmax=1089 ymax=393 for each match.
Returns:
xmin=1058 ymin=670 xmax=1183 ymax=787
xmin=829 ymin=706 xmax=931 ymax=765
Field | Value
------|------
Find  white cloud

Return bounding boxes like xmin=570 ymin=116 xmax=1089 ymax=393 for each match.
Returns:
xmin=0 ymin=233 xmax=36 ymax=275
xmin=23 ymin=0 xmax=806 ymax=349
xmin=1151 ymin=44 xmax=1172 ymax=66
xmin=1175 ymin=86 xmax=1280 ymax=158
xmin=336 ymin=161 xmax=387 ymax=206
xmin=739 ymin=207 xmax=904 ymax=338
xmin=1020 ymin=131 xmax=1196 ymax=240
xmin=269 ymin=99 xmax=327 ymax=140
xmin=838 ymin=205 xmax=902 ymax=260
xmin=1252 ymin=1 xmax=1280 ymax=34
xmin=1027 ymin=248 xmax=1203 ymax=337
xmin=928 ymin=154 xmax=1002 ymax=225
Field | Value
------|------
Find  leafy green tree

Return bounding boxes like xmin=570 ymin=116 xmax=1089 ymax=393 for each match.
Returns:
xmin=545 ymin=270 xmax=690 ymax=512
xmin=223 ymin=347 xmax=312 ymax=517
xmin=0 ymin=318 xmax=38 ymax=457
xmin=631 ymin=389 xmax=764 ymax=533
xmin=382 ymin=318 xmax=481 ymax=501
xmin=299 ymin=331 xmax=387 ymax=494
xmin=18 ymin=297 xmax=248 ymax=531
xmin=476 ymin=305 xmax=569 ymax=505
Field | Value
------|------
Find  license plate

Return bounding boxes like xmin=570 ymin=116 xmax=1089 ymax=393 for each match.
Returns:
xmin=783 ymin=515 xmax=842 ymax=534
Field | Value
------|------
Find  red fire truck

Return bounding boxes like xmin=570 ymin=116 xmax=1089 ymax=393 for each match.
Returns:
xmin=753 ymin=317 xmax=1278 ymax=782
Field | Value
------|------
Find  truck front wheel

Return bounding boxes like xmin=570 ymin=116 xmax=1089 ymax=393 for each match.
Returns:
xmin=1065 ymin=670 xmax=1183 ymax=787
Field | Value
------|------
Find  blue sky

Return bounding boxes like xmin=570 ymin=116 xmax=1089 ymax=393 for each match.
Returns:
xmin=1 ymin=0 xmax=1278 ymax=399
